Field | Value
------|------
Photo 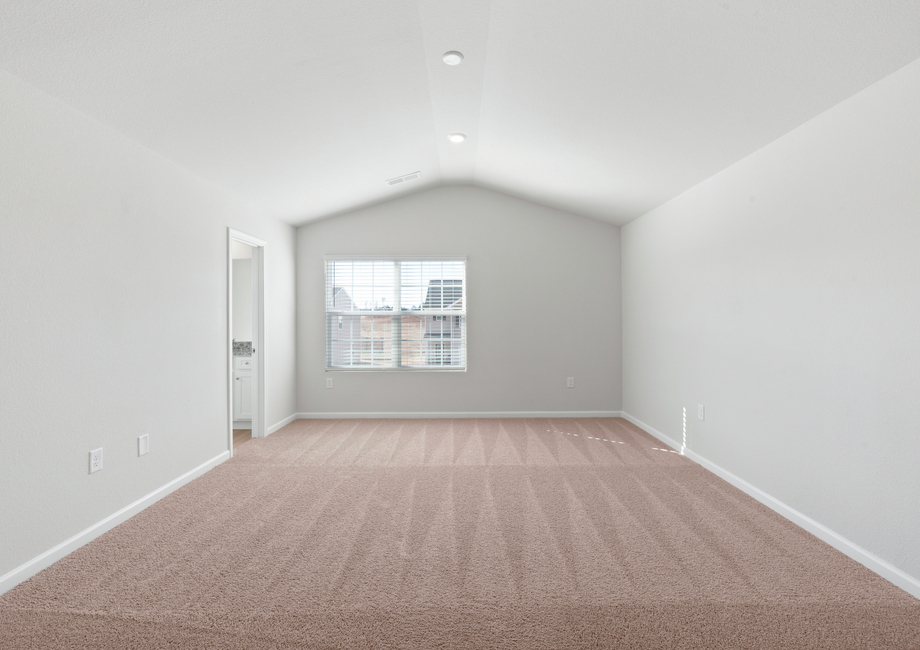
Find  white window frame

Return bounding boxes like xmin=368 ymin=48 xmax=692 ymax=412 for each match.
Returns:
xmin=324 ymin=255 xmax=467 ymax=372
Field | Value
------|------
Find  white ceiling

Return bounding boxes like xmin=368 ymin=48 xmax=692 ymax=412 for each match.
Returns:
xmin=3 ymin=1 xmax=920 ymax=226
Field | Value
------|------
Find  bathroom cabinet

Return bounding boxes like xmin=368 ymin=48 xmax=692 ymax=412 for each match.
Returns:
xmin=233 ymin=356 xmax=253 ymax=422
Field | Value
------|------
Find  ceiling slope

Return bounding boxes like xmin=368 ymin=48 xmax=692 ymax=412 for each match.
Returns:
xmin=474 ymin=0 xmax=920 ymax=223
xmin=2 ymin=0 xmax=920 ymax=225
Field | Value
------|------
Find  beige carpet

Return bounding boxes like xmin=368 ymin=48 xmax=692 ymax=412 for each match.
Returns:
xmin=1 ymin=418 xmax=918 ymax=648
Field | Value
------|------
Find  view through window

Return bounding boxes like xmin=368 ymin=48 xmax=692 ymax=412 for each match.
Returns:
xmin=325 ymin=258 xmax=466 ymax=370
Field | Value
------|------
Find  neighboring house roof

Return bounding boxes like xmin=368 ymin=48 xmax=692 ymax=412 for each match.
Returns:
xmin=333 ymin=281 xmax=461 ymax=313
xmin=422 ymin=280 xmax=462 ymax=310
xmin=331 ymin=286 xmax=356 ymax=310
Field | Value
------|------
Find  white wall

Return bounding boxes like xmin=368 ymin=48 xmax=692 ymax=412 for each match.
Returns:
xmin=296 ymin=186 xmax=621 ymax=415
xmin=0 ymin=69 xmax=297 ymax=580
xmin=622 ymin=58 xmax=920 ymax=582
xmin=232 ymin=258 xmax=253 ymax=341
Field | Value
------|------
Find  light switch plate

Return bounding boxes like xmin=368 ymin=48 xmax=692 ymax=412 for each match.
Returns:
xmin=138 ymin=434 xmax=149 ymax=456
xmin=698 ymin=404 xmax=705 ymax=421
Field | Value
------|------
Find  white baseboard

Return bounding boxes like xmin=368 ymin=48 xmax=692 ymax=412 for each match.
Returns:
xmin=232 ymin=421 xmax=252 ymax=430
xmin=294 ymin=411 xmax=624 ymax=419
xmin=267 ymin=413 xmax=298 ymax=435
xmin=619 ymin=412 xmax=683 ymax=450
xmin=0 ymin=451 xmax=229 ymax=596
xmin=621 ymin=411 xmax=920 ymax=601
xmin=17 ymin=414 xmax=911 ymax=604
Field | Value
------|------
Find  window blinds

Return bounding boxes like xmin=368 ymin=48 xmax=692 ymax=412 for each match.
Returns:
xmin=325 ymin=258 xmax=466 ymax=370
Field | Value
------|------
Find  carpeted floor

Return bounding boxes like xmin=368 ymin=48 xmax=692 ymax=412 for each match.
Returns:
xmin=1 ymin=418 xmax=918 ymax=648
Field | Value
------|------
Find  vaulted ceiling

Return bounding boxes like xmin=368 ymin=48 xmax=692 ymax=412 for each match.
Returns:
xmin=3 ymin=1 xmax=920 ymax=226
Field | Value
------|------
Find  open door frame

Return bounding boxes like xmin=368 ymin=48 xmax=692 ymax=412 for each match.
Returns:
xmin=228 ymin=228 xmax=267 ymax=456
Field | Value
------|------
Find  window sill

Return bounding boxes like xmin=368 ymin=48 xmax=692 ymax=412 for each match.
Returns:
xmin=325 ymin=367 xmax=467 ymax=372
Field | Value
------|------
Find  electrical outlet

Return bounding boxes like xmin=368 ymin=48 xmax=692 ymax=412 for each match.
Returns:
xmin=566 ymin=377 xmax=575 ymax=388
xmin=698 ymin=404 xmax=705 ymax=421
xmin=138 ymin=434 xmax=149 ymax=456
xmin=89 ymin=448 xmax=103 ymax=474
xmin=326 ymin=377 xmax=334 ymax=389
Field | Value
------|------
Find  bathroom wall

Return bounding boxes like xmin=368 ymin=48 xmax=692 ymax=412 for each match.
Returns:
xmin=232 ymin=258 xmax=253 ymax=342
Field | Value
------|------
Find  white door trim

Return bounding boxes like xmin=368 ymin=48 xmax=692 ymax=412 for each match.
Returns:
xmin=228 ymin=228 xmax=267 ymax=456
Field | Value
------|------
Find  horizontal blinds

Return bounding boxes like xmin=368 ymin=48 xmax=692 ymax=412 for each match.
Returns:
xmin=325 ymin=259 xmax=466 ymax=369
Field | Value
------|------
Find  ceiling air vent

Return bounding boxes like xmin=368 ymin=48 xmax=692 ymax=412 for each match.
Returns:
xmin=386 ymin=171 xmax=421 ymax=186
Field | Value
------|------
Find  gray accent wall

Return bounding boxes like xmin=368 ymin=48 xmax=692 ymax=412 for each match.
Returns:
xmin=622 ymin=58 xmax=920 ymax=581
xmin=296 ymin=186 xmax=622 ymax=415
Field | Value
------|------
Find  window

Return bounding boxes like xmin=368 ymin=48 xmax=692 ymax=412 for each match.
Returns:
xmin=325 ymin=257 xmax=466 ymax=370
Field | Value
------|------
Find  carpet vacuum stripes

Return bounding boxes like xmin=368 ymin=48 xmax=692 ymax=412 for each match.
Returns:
xmin=1 ymin=418 xmax=918 ymax=648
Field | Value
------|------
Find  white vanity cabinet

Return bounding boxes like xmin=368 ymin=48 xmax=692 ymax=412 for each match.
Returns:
xmin=233 ymin=356 xmax=253 ymax=421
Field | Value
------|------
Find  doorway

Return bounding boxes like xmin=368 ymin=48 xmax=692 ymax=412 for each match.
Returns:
xmin=228 ymin=228 xmax=266 ymax=456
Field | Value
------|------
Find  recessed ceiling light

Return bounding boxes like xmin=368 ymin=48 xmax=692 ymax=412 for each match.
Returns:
xmin=447 ymin=133 xmax=466 ymax=143
xmin=442 ymin=51 xmax=464 ymax=65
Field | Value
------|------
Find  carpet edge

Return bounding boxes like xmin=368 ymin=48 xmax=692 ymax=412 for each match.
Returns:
xmin=620 ymin=410 xmax=920 ymax=602
xmin=292 ymin=411 xmax=625 ymax=419
xmin=0 ymin=450 xmax=230 ymax=596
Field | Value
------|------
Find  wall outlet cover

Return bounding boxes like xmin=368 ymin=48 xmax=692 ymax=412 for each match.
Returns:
xmin=566 ymin=377 xmax=575 ymax=388
xmin=138 ymin=434 xmax=149 ymax=456
xmin=89 ymin=448 xmax=103 ymax=474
